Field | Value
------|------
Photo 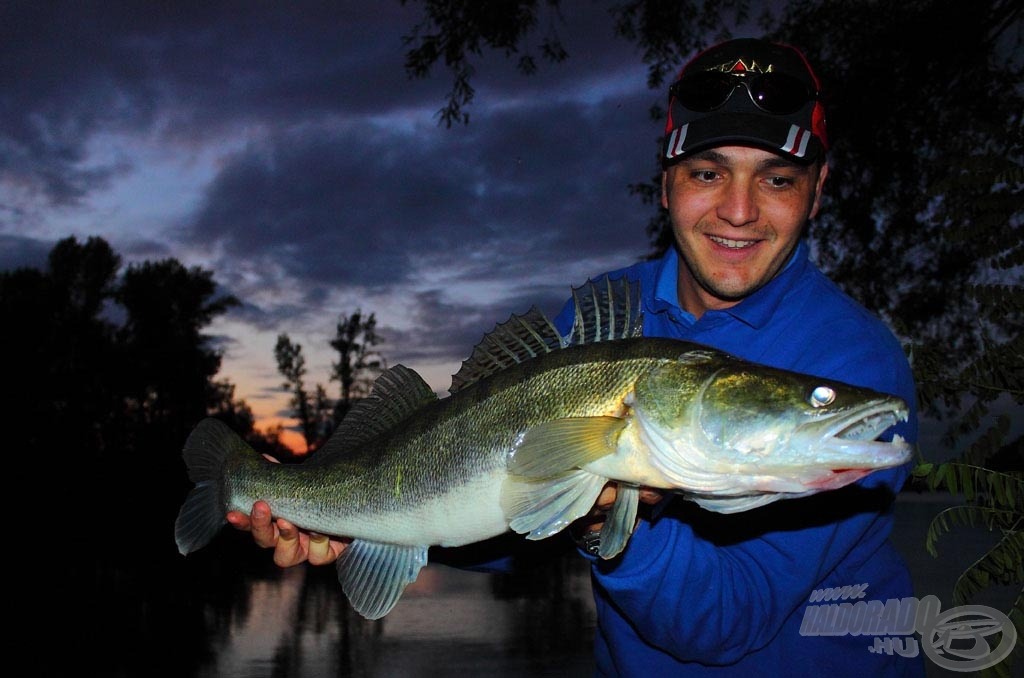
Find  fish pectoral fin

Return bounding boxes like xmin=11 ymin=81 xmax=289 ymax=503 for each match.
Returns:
xmin=598 ymin=484 xmax=639 ymax=559
xmin=509 ymin=416 xmax=626 ymax=479
xmin=335 ymin=540 xmax=428 ymax=620
xmin=504 ymin=417 xmax=626 ymax=540
xmin=503 ymin=469 xmax=607 ymax=540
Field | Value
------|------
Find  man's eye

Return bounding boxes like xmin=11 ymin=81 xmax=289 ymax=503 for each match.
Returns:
xmin=766 ymin=176 xmax=794 ymax=188
xmin=692 ymin=170 xmax=719 ymax=182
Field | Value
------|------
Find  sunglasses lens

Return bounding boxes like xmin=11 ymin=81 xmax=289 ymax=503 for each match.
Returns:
xmin=748 ymin=73 xmax=812 ymax=114
xmin=672 ymin=71 xmax=815 ymax=114
xmin=672 ymin=72 xmax=737 ymax=111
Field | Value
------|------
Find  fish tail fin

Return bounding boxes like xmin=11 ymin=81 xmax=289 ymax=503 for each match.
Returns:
xmin=175 ymin=418 xmax=245 ymax=555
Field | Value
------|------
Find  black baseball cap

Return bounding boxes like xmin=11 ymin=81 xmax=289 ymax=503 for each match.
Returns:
xmin=662 ymin=39 xmax=828 ymax=166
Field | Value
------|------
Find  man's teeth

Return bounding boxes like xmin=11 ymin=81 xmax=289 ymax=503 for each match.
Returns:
xmin=709 ymin=235 xmax=756 ymax=249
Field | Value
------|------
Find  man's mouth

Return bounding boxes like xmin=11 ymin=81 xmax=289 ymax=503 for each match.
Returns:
xmin=708 ymin=234 xmax=758 ymax=249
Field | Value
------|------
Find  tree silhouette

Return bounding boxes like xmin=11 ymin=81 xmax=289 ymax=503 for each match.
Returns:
xmin=117 ymin=258 xmax=240 ymax=449
xmin=274 ymin=310 xmax=384 ymax=453
xmin=330 ymin=309 xmax=383 ymax=422
xmin=2 ymin=235 xmax=251 ymax=675
xmin=275 ymin=333 xmax=318 ymax=452
xmin=4 ymin=236 xmax=122 ymax=453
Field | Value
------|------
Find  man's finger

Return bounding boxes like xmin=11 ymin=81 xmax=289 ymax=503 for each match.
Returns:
xmin=307 ymin=533 xmax=333 ymax=565
xmin=595 ymin=483 xmax=617 ymax=511
xmin=226 ymin=510 xmax=252 ymax=531
xmin=250 ymin=501 xmax=279 ymax=548
xmin=639 ymin=488 xmax=665 ymax=505
xmin=273 ymin=520 xmax=303 ymax=567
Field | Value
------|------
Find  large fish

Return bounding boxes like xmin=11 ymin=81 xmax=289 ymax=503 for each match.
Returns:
xmin=175 ymin=278 xmax=910 ymax=619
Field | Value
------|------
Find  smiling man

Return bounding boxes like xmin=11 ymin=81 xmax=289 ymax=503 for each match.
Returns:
xmin=231 ymin=39 xmax=921 ymax=676
xmin=664 ymin=145 xmax=828 ymax=315
xmin=555 ymin=39 xmax=921 ymax=676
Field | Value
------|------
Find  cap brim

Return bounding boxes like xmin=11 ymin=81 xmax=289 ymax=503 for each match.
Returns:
xmin=664 ymin=113 xmax=823 ymax=166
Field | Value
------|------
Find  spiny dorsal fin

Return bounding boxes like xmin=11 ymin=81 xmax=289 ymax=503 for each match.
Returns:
xmin=566 ymin=276 xmax=643 ymax=346
xmin=449 ymin=307 xmax=563 ymax=393
xmin=311 ymin=364 xmax=437 ymax=463
xmin=449 ymin=277 xmax=644 ymax=393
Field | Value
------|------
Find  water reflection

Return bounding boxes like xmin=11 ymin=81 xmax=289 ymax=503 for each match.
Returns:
xmin=88 ymin=494 xmax=1013 ymax=677
xmin=192 ymin=552 xmax=596 ymax=678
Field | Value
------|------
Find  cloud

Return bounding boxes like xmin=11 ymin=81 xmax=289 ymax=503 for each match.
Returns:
xmin=184 ymin=86 xmax=657 ymax=283
xmin=0 ymin=2 xmax=434 ymax=205
xmin=1 ymin=0 xmax=671 ymax=410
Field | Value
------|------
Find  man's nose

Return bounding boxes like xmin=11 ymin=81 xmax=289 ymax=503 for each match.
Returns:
xmin=716 ymin=180 xmax=759 ymax=227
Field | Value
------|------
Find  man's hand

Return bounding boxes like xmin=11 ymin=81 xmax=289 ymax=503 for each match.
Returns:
xmin=572 ymin=483 xmax=665 ymax=536
xmin=227 ymin=500 xmax=350 ymax=567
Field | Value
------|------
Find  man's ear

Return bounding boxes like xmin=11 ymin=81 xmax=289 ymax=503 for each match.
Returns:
xmin=660 ymin=170 xmax=670 ymax=209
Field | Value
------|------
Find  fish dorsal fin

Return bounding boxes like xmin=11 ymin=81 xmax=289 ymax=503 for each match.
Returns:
xmin=449 ymin=277 xmax=644 ymax=393
xmin=566 ymin=276 xmax=643 ymax=346
xmin=449 ymin=307 xmax=563 ymax=393
xmin=312 ymin=364 xmax=437 ymax=463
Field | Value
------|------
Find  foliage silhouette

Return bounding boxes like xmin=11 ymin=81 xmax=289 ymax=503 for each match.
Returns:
xmin=1 ymin=236 xmax=260 ymax=675
xmin=274 ymin=310 xmax=383 ymax=454
xmin=330 ymin=308 xmax=384 ymax=422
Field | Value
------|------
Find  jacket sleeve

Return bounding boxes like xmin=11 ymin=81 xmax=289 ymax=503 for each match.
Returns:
xmin=589 ymin=332 xmax=918 ymax=664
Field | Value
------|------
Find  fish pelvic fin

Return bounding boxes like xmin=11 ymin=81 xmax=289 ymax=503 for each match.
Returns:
xmin=175 ymin=418 xmax=248 ymax=555
xmin=504 ymin=416 xmax=626 ymax=540
xmin=335 ymin=540 xmax=428 ymax=620
xmin=448 ymin=276 xmax=644 ymax=393
xmin=505 ymin=469 xmax=608 ymax=540
xmin=599 ymin=484 xmax=640 ymax=559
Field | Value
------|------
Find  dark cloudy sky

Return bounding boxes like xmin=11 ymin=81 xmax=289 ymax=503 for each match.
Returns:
xmin=1 ymin=2 xmax=753 ymax=432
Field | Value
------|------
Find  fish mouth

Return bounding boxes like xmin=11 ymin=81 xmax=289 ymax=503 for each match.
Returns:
xmin=796 ymin=398 xmax=911 ymax=468
xmin=633 ymin=394 xmax=912 ymax=497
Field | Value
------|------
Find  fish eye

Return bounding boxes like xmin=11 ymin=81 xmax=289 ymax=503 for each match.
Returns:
xmin=809 ymin=386 xmax=836 ymax=408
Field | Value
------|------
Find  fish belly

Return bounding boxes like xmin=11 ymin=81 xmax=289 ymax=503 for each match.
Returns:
xmin=229 ymin=467 xmax=510 ymax=548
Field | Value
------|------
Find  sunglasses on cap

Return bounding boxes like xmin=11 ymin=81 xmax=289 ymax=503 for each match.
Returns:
xmin=670 ymin=70 xmax=819 ymax=115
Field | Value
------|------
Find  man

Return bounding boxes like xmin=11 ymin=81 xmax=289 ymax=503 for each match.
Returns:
xmin=231 ymin=39 xmax=921 ymax=675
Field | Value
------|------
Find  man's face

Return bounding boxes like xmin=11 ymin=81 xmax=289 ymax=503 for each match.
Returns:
xmin=661 ymin=145 xmax=828 ymax=317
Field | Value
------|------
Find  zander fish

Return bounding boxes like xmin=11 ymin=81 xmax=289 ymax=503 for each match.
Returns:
xmin=175 ymin=277 xmax=910 ymax=619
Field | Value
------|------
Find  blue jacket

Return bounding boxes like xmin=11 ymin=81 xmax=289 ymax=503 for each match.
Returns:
xmin=555 ymin=242 xmax=922 ymax=676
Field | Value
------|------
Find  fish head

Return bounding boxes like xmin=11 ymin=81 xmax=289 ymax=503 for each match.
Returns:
xmin=630 ymin=352 xmax=912 ymax=500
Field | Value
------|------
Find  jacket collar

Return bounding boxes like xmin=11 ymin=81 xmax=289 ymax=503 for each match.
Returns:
xmin=650 ymin=241 xmax=809 ymax=329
